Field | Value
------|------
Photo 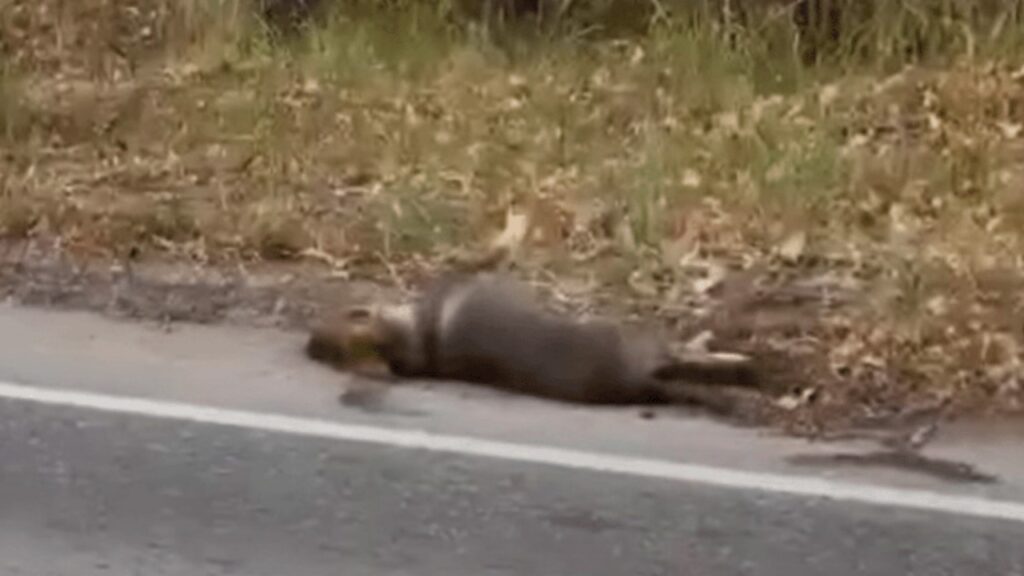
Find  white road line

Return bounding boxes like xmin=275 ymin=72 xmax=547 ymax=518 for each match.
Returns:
xmin=1 ymin=380 xmax=1023 ymax=525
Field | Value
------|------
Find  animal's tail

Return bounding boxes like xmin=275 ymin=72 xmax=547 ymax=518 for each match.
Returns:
xmin=641 ymin=351 xmax=759 ymax=417
xmin=651 ymin=383 xmax=745 ymax=417
xmin=652 ymin=352 xmax=759 ymax=388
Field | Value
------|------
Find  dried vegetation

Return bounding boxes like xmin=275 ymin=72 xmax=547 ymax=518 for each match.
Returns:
xmin=2 ymin=0 xmax=1024 ymax=433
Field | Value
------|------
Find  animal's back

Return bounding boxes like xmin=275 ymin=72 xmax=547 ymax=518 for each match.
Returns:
xmin=431 ymin=275 xmax=551 ymax=388
xmin=432 ymin=275 xmax=667 ymax=403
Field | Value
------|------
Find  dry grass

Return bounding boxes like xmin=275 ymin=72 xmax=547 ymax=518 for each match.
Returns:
xmin=3 ymin=0 xmax=1024 ymax=426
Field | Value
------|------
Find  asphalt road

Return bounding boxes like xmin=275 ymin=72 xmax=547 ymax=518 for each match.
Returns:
xmin=1 ymin=305 xmax=1023 ymax=575
xmin=2 ymin=397 xmax=1023 ymax=576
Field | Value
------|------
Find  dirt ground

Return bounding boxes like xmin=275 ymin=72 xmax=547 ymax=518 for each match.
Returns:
xmin=4 ymin=235 xmax=994 ymax=448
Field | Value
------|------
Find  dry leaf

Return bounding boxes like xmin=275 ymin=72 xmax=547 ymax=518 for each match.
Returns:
xmin=717 ymin=111 xmax=740 ymax=132
xmin=693 ymin=262 xmax=727 ymax=295
xmin=616 ymin=220 xmax=637 ymax=252
xmin=778 ymin=231 xmax=806 ymax=263
xmin=628 ymin=270 xmax=659 ymax=298
xmin=683 ymin=330 xmax=714 ymax=352
xmin=818 ymin=83 xmax=840 ymax=109
xmin=489 ymin=208 xmax=530 ymax=255
xmin=998 ymin=121 xmax=1022 ymax=139
xmin=659 ymin=235 xmax=694 ymax=269
xmin=925 ymin=295 xmax=949 ymax=316
xmin=681 ymin=168 xmax=702 ymax=189
xmin=775 ymin=387 xmax=818 ymax=411
xmin=629 ymin=45 xmax=645 ymax=66
xmin=765 ymin=162 xmax=786 ymax=184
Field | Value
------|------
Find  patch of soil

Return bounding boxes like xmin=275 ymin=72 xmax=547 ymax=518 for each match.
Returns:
xmin=0 ymin=240 xmax=399 ymax=331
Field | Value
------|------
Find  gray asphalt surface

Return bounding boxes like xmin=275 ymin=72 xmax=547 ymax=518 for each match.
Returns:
xmin=2 ymin=305 xmax=1024 ymax=575
xmin=2 ymin=304 xmax=1023 ymax=499
xmin=2 ymin=397 xmax=1023 ymax=576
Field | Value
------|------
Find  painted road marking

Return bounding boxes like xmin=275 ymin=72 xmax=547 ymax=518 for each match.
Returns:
xmin=1 ymin=380 xmax=1023 ymax=524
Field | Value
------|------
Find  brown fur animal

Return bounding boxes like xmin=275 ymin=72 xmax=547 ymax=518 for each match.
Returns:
xmin=306 ymin=272 xmax=757 ymax=407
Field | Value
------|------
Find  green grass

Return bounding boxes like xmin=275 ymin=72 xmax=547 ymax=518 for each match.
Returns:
xmin=0 ymin=63 xmax=24 ymax=142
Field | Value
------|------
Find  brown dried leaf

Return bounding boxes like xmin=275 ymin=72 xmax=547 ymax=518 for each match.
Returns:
xmin=489 ymin=208 xmax=530 ymax=256
xmin=681 ymin=168 xmax=702 ymax=189
xmin=777 ymin=231 xmax=806 ymax=264
xmin=776 ymin=387 xmax=817 ymax=411
xmin=628 ymin=270 xmax=659 ymax=298
xmin=693 ymin=262 xmax=727 ymax=295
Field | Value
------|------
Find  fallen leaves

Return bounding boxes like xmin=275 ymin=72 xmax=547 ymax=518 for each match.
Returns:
xmin=4 ymin=0 xmax=1024 ymax=434
xmin=777 ymin=231 xmax=807 ymax=264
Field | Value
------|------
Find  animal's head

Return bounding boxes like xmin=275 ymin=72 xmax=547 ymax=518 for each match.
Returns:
xmin=306 ymin=306 xmax=388 ymax=368
xmin=307 ymin=300 xmax=423 ymax=375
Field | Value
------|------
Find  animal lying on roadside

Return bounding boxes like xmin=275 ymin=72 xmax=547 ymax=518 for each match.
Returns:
xmin=305 ymin=272 xmax=759 ymax=409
